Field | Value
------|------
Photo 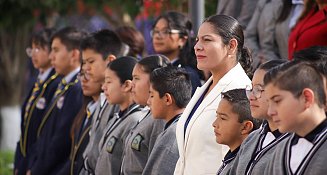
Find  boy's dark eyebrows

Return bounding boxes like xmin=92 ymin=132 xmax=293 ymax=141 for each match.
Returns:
xmin=270 ymin=94 xmax=279 ymax=100
xmin=217 ymin=112 xmax=227 ymax=117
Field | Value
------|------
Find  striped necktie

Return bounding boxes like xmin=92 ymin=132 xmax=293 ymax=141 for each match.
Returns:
xmin=54 ymin=79 xmax=67 ymax=98
xmin=24 ymin=79 xmax=42 ymax=120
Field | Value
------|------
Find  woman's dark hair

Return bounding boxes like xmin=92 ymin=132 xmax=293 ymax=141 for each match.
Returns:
xmin=264 ymin=61 xmax=326 ymax=108
xmin=107 ymin=56 xmax=138 ymax=84
xmin=153 ymin=11 xmax=199 ymax=70
xmin=138 ymin=54 xmax=171 ymax=74
xmin=276 ymin=0 xmax=292 ymax=23
xmin=70 ymin=96 xmax=93 ymax=139
xmin=204 ymin=15 xmax=253 ymax=78
xmin=115 ymin=26 xmax=145 ymax=58
xmin=31 ymin=28 xmax=56 ymax=50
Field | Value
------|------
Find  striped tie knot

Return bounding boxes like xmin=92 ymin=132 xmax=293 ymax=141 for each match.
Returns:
xmin=86 ymin=108 xmax=91 ymax=119
xmin=54 ymin=79 xmax=67 ymax=98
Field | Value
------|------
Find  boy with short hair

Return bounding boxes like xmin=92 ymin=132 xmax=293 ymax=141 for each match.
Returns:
xmin=14 ymin=28 xmax=61 ymax=175
xmin=29 ymin=27 xmax=86 ymax=174
xmin=142 ymin=66 xmax=192 ymax=175
xmin=264 ymin=61 xmax=327 ymax=174
xmin=80 ymin=29 xmax=124 ymax=174
xmin=212 ymin=89 xmax=261 ymax=175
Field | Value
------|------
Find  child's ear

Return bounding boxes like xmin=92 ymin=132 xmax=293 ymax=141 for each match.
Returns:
xmin=164 ymin=93 xmax=173 ymax=106
xmin=302 ymin=88 xmax=315 ymax=109
xmin=70 ymin=49 xmax=81 ymax=64
xmin=241 ymin=121 xmax=253 ymax=135
xmin=122 ymin=80 xmax=133 ymax=92
xmin=105 ymin=54 xmax=116 ymax=65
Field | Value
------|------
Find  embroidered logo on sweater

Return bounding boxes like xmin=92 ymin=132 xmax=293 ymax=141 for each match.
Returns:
xmin=131 ymin=134 xmax=143 ymax=151
xmin=106 ymin=136 xmax=117 ymax=153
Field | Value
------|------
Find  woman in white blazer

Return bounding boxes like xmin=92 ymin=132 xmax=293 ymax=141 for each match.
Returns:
xmin=174 ymin=15 xmax=252 ymax=175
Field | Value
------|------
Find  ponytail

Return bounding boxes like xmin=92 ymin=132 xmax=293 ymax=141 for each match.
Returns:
xmin=238 ymin=47 xmax=253 ymax=79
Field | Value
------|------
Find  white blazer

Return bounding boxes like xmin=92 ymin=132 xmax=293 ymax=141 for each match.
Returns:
xmin=174 ymin=63 xmax=251 ymax=175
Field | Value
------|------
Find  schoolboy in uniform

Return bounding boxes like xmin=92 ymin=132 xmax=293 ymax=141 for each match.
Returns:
xmin=264 ymin=61 xmax=327 ymax=174
xmin=57 ymin=62 xmax=102 ymax=175
xmin=212 ymin=89 xmax=261 ymax=175
xmin=142 ymin=66 xmax=192 ymax=175
xmin=14 ymin=28 xmax=61 ymax=175
xmin=80 ymin=29 xmax=124 ymax=174
xmin=28 ymin=27 xmax=86 ymax=174
xmin=229 ymin=60 xmax=289 ymax=175
xmin=293 ymin=46 xmax=327 ymax=114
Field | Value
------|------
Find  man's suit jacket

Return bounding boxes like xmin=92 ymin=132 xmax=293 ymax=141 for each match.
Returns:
xmin=174 ymin=63 xmax=251 ymax=175
xmin=288 ymin=6 xmax=327 ymax=59
xmin=216 ymin=0 xmax=259 ymax=28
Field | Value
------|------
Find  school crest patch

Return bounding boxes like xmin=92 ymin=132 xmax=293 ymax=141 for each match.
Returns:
xmin=106 ymin=136 xmax=117 ymax=153
xmin=36 ymin=97 xmax=46 ymax=109
xmin=131 ymin=134 xmax=143 ymax=151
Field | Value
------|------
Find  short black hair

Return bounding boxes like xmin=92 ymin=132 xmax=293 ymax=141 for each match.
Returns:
xmin=258 ymin=59 xmax=288 ymax=71
xmin=293 ymin=46 xmax=327 ymax=77
xmin=107 ymin=56 xmax=138 ymax=84
xmin=31 ymin=28 xmax=56 ymax=50
xmin=221 ymin=89 xmax=262 ymax=131
xmin=150 ymin=66 xmax=192 ymax=108
xmin=264 ymin=61 xmax=326 ymax=108
xmin=138 ymin=54 xmax=171 ymax=74
xmin=80 ymin=29 xmax=123 ymax=60
xmin=51 ymin=27 xmax=87 ymax=51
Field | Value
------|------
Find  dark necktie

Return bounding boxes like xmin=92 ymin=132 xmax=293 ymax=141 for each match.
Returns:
xmin=53 ymin=79 xmax=67 ymax=99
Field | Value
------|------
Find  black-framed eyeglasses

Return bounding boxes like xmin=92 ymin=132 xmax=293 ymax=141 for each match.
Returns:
xmin=245 ymin=85 xmax=265 ymax=99
xmin=150 ymin=29 xmax=181 ymax=38
xmin=77 ymin=72 xmax=90 ymax=81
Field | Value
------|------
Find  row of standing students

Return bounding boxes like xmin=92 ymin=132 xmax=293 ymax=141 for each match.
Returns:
xmin=15 ymin=13 xmax=327 ymax=175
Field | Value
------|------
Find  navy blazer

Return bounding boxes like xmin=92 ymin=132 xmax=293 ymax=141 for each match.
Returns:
xmin=58 ymin=107 xmax=94 ymax=175
xmin=14 ymin=69 xmax=61 ymax=175
xmin=30 ymin=74 xmax=83 ymax=175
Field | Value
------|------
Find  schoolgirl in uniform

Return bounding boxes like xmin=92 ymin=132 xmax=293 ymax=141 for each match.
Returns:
xmin=264 ymin=61 xmax=327 ymax=174
xmin=229 ymin=60 xmax=289 ymax=175
xmin=94 ymin=56 xmax=145 ymax=175
xmin=120 ymin=55 xmax=169 ymax=175
xmin=14 ymin=28 xmax=61 ymax=175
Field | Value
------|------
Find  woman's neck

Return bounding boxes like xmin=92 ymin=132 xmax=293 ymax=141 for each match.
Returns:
xmin=210 ymin=61 xmax=237 ymax=88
